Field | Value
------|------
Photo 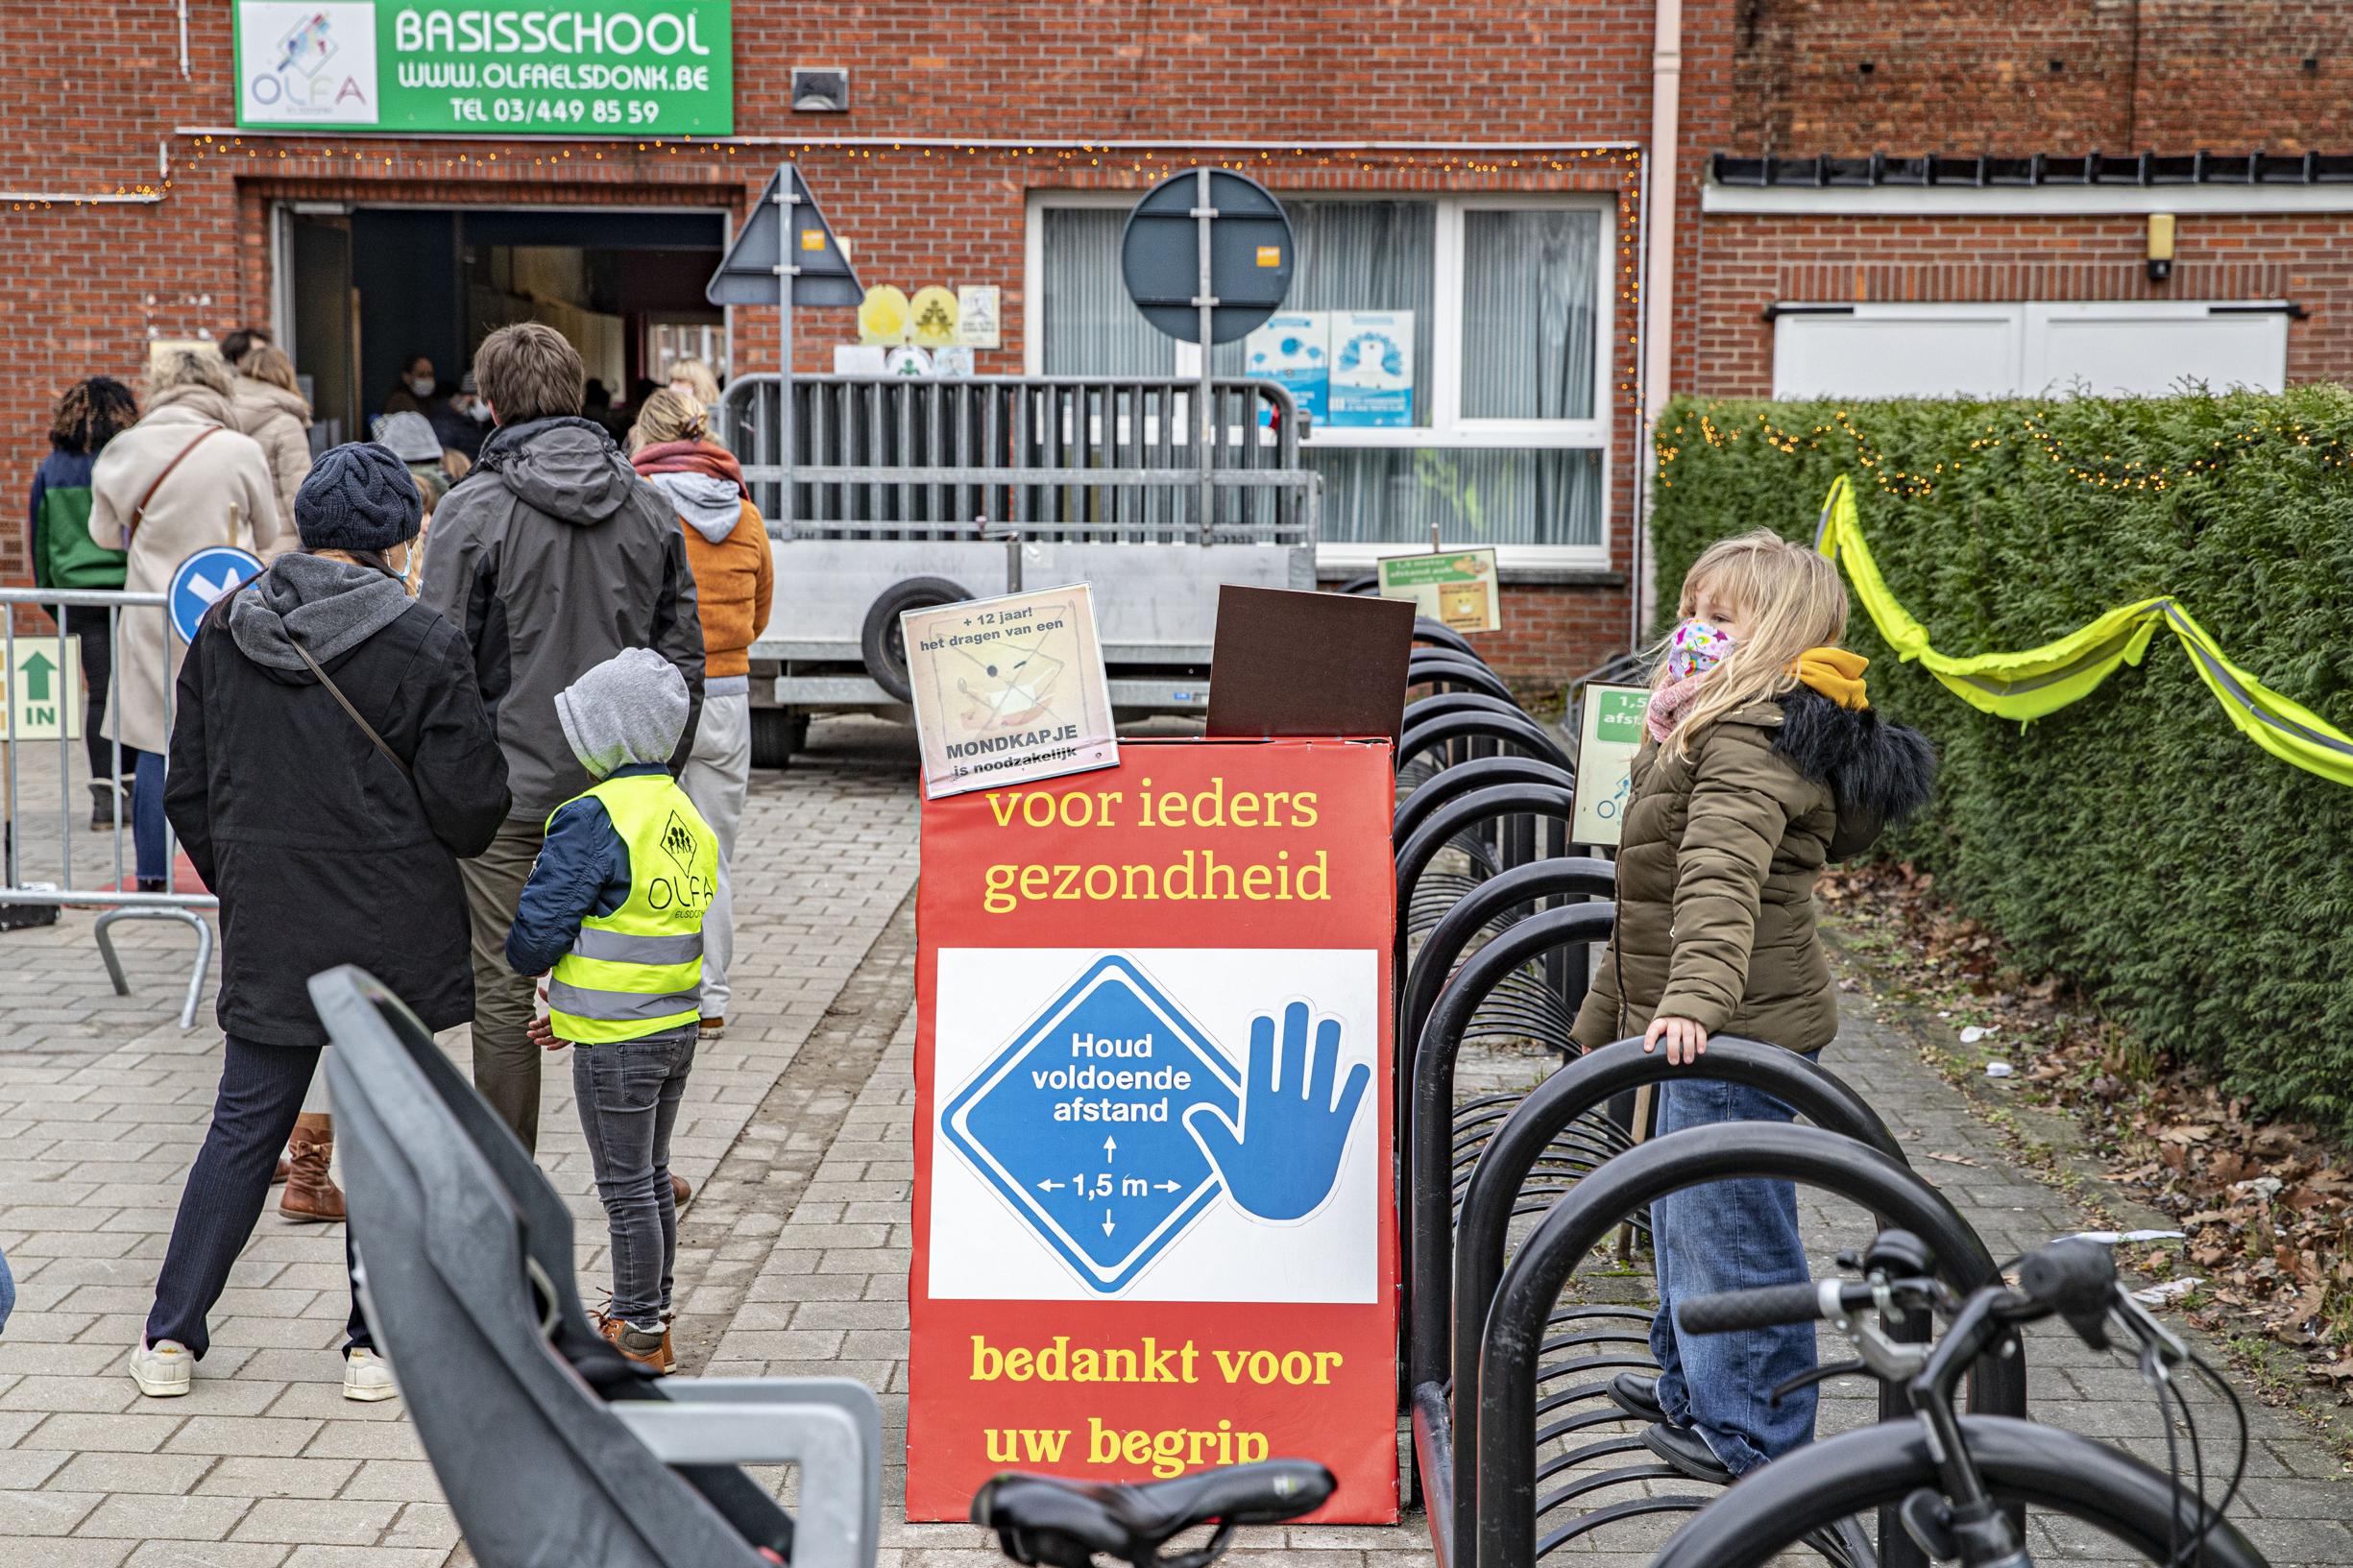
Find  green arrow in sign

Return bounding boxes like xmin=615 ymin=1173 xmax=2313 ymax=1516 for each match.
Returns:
xmin=19 ymin=650 xmax=54 ymax=704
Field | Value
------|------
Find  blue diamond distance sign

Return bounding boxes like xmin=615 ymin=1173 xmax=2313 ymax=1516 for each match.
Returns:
xmin=941 ymin=954 xmax=1242 ymax=1295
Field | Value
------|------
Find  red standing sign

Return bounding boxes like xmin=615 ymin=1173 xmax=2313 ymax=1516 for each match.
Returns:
xmin=909 ymin=737 xmax=1398 ymax=1521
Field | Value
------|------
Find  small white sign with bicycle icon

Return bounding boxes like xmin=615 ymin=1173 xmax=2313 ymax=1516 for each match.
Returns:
xmin=932 ymin=948 xmax=1379 ymax=1303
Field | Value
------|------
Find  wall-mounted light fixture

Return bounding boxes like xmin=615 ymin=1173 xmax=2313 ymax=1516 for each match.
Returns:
xmin=792 ymin=68 xmax=850 ymax=112
xmin=2147 ymin=212 xmax=2176 ymax=283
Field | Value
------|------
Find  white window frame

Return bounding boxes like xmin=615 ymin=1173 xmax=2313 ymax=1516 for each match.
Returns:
xmin=1024 ymin=189 xmax=1614 ymax=568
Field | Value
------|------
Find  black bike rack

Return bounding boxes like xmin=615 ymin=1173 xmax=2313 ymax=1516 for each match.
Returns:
xmin=1413 ymin=617 xmax=1483 ymax=659
xmin=1399 ymin=692 xmax=1547 ymax=784
xmin=1397 ymin=906 xmax=1622 ymax=1427
xmin=1390 ymin=784 xmax=1578 ymax=1049
xmin=1407 ymin=651 xmax=1519 ymax=704
xmin=1427 ymin=1039 xmax=1913 ymax=1568
xmin=1392 ymin=757 xmax=1574 ymax=852
xmin=1396 ymin=710 xmax=1573 ymax=781
xmin=1395 ymin=856 xmax=1613 ymax=1067
xmin=1469 ymin=1124 xmax=2025 ymax=1568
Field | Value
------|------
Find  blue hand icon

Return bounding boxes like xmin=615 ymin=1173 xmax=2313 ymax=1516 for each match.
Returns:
xmin=1183 ymin=1001 xmax=1371 ymax=1222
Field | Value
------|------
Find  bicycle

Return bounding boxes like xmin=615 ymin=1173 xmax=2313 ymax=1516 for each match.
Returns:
xmin=1648 ymin=1230 xmax=2268 ymax=1568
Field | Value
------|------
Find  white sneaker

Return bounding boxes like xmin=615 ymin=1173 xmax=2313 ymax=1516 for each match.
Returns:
xmin=129 ymin=1339 xmax=192 ymax=1398
xmin=342 ymin=1347 xmax=398 ymax=1402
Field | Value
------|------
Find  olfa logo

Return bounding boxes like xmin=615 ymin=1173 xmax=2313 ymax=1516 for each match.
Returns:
xmin=243 ymin=4 xmax=379 ymax=122
xmin=647 ymin=810 xmax=713 ymax=914
xmin=659 ymin=810 xmax=700 ymax=871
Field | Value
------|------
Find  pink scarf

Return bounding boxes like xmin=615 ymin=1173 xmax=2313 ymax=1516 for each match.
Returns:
xmin=1645 ymin=673 xmax=1708 ymax=743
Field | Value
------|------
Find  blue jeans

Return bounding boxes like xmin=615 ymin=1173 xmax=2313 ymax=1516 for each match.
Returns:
xmin=1649 ymin=1067 xmax=1818 ymax=1475
xmin=132 ymin=748 xmax=166 ymax=885
xmin=0 ymin=1237 xmax=14 ymax=1337
xmin=572 ymin=1025 xmax=697 ymax=1326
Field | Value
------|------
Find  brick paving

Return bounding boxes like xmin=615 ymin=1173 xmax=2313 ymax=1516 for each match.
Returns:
xmin=0 ymin=718 xmax=2347 ymax=1566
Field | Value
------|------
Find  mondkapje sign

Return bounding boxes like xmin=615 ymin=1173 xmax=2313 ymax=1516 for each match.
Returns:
xmin=232 ymin=2 xmax=734 ymax=135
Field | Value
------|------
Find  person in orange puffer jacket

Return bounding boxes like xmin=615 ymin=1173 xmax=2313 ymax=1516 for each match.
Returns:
xmin=627 ymin=389 xmax=774 ymax=1034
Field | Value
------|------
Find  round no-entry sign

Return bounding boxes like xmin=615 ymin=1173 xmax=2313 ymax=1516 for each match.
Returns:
xmin=1119 ymin=168 xmax=1296 ymax=346
xmin=169 ymin=546 xmax=264 ymax=643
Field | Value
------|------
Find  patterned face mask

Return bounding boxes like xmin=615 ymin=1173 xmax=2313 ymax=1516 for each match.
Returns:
xmin=1662 ymin=617 xmax=1737 ymax=684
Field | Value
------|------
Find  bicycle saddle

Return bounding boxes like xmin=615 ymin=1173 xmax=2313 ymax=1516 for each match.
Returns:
xmin=971 ymin=1460 xmax=1336 ymax=1568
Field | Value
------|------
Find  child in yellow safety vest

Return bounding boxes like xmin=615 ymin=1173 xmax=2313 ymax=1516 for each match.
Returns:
xmin=509 ymin=647 xmax=716 ymax=1373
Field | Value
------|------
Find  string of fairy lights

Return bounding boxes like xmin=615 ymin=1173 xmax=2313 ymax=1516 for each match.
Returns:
xmin=15 ymin=134 xmax=1648 ymax=405
xmin=1657 ymin=402 xmax=2353 ymax=500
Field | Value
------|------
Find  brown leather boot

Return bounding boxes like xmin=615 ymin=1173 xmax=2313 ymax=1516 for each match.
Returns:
xmin=598 ymin=1315 xmax=667 ymax=1372
xmin=279 ymin=1113 xmax=346 ymax=1222
xmin=669 ymin=1172 xmax=692 ymax=1208
xmin=272 ymin=1157 xmax=290 ymax=1185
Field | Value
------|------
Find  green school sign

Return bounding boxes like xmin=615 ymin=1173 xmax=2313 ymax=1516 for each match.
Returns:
xmin=232 ymin=2 xmax=733 ymax=135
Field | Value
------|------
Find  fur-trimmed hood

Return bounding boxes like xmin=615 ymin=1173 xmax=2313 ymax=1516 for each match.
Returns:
xmin=1770 ymin=688 xmax=1937 ymax=859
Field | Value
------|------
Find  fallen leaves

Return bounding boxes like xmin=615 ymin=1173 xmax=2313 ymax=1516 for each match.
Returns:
xmin=1822 ymin=861 xmax=2353 ymax=1398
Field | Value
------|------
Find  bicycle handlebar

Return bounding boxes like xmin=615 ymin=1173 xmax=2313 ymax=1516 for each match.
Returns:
xmin=1679 ymin=1236 xmax=2126 ymax=1346
xmin=1678 ymin=1279 xmax=1872 ymax=1335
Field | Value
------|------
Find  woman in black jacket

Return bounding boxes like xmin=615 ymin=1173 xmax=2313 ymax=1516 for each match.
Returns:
xmin=133 ymin=442 xmax=510 ymax=1403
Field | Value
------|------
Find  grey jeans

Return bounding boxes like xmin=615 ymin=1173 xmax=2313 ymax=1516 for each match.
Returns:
xmin=571 ymin=1023 xmax=698 ymax=1326
xmin=459 ymin=818 xmax=546 ymax=1152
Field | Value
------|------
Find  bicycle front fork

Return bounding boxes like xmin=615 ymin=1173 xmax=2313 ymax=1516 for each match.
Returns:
xmin=1900 ymin=1490 xmax=2033 ymax=1568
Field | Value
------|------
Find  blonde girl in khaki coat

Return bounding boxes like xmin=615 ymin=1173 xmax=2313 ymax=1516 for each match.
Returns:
xmin=88 ymin=349 xmax=286 ymax=888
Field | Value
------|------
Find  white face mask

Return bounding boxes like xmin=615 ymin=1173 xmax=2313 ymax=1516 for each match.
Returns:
xmin=467 ymin=400 xmax=493 ymax=422
xmin=408 ymin=376 xmax=436 ymax=398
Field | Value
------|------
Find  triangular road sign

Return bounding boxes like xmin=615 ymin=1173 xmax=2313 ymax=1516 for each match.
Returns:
xmin=708 ymin=164 xmax=863 ymax=307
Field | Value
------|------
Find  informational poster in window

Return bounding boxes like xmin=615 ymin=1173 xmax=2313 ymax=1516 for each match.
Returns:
xmin=1570 ymin=684 xmax=1653 ymax=846
xmin=231 ymin=1 xmax=734 ymax=134
xmin=1375 ymin=547 xmax=1500 ymax=635
xmin=902 ymin=585 xmax=1120 ymax=800
xmin=909 ymin=738 xmax=1399 ymax=1520
xmin=1243 ymin=312 xmax=1328 ymax=423
xmin=957 ymin=286 xmax=1003 ymax=349
xmin=1328 ymin=311 xmax=1414 ymax=427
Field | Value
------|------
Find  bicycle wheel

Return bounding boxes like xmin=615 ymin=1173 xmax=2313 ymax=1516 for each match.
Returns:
xmin=1648 ymin=1416 xmax=2268 ymax=1568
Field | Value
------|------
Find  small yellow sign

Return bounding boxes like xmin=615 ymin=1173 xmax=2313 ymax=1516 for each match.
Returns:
xmin=1255 ymin=246 xmax=1282 ymax=268
xmin=800 ymin=228 xmax=826 ymax=252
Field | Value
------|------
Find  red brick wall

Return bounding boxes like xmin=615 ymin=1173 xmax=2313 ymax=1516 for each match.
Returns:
xmin=3 ymin=2 xmax=1664 ymax=680
xmin=1481 ymin=584 xmax=1637 ymax=693
xmin=1688 ymin=211 xmax=2353 ymax=398
xmin=1731 ymin=1 xmax=2353 ymax=156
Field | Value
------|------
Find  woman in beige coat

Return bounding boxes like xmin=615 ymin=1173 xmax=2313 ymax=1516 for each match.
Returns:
xmin=88 ymin=349 xmax=285 ymax=889
xmin=230 ymin=345 xmax=313 ymax=527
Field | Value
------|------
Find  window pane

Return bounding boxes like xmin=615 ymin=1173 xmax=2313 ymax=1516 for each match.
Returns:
xmin=1041 ymin=209 xmax=1175 ymax=375
xmin=1213 ymin=200 xmax=1436 ymax=426
xmin=1461 ymin=209 xmax=1601 ymax=421
xmin=1305 ymin=446 xmax=1602 ymax=548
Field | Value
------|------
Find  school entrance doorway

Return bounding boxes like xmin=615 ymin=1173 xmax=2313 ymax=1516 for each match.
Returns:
xmin=274 ymin=203 xmax=730 ymax=448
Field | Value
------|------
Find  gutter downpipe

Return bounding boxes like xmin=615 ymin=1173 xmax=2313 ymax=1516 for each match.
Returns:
xmin=1637 ymin=0 xmax=1683 ymax=644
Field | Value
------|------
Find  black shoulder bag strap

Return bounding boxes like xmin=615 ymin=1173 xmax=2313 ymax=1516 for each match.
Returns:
xmin=286 ymin=635 xmax=415 ymax=784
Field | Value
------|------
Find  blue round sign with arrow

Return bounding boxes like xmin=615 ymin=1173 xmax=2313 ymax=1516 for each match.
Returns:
xmin=168 ymin=546 xmax=264 ymax=644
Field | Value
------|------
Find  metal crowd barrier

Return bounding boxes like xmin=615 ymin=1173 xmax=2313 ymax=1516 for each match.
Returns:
xmin=0 ymin=587 xmax=213 ymax=1028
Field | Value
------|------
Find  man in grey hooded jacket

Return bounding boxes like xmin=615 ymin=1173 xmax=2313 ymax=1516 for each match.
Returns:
xmin=420 ymin=323 xmax=704 ymax=1154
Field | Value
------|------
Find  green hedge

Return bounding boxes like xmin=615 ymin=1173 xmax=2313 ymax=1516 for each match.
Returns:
xmin=1651 ymin=391 xmax=2353 ymax=1133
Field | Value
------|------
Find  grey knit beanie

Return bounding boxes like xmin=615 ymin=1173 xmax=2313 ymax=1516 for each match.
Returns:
xmin=294 ymin=441 xmax=424 ymax=554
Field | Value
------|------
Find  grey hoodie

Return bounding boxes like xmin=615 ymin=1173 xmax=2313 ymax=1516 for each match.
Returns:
xmin=648 ymin=471 xmax=743 ymax=543
xmin=419 ymin=415 xmax=703 ymax=823
xmin=230 ymin=552 xmax=414 ymax=676
xmin=555 ymin=647 xmax=690 ymax=779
